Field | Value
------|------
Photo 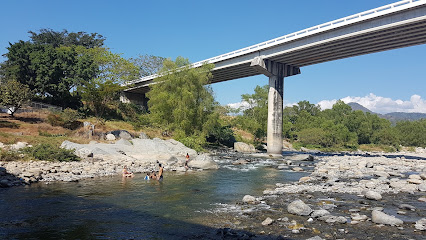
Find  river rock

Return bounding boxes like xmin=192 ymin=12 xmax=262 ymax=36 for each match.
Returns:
xmin=324 ymin=216 xmax=347 ymax=224
xmin=261 ymin=217 xmax=273 ymax=226
xmin=351 ymin=213 xmax=368 ymax=222
xmin=187 ymin=154 xmax=218 ymax=170
xmin=414 ymin=218 xmax=426 ymax=231
xmin=399 ymin=204 xmax=416 ymax=211
xmin=105 ymin=134 xmax=116 ymax=141
xmin=285 ymin=154 xmax=314 ymax=161
xmin=365 ymin=190 xmax=382 ymax=200
xmin=234 ymin=142 xmax=255 ymax=153
xmin=299 ymin=176 xmax=312 ymax=182
xmin=292 ymin=167 xmax=303 ymax=172
xmin=242 ymin=195 xmax=256 ymax=204
xmin=407 ymin=178 xmax=422 ymax=184
xmin=288 ymin=200 xmax=312 ymax=216
xmin=115 ymin=139 xmax=132 ymax=146
xmin=371 ymin=210 xmax=403 ymax=226
xmin=10 ymin=142 xmax=28 ymax=150
xmin=139 ymin=132 xmax=149 ymax=139
xmin=311 ymin=209 xmax=330 ymax=218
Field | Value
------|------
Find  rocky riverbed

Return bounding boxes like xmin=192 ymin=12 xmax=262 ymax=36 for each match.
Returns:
xmin=0 ymin=137 xmax=218 ymax=187
xmin=202 ymin=151 xmax=426 ymax=239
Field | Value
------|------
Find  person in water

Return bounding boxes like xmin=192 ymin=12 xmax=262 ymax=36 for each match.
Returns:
xmin=157 ymin=163 xmax=163 ymax=181
xmin=122 ymin=166 xmax=133 ymax=177
xmin=144 ymin=173 xmax=150 ymax=180
xmin=185 ymin=153 xmax=190 ymax=169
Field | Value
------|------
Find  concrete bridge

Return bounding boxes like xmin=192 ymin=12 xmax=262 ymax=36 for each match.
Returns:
xmin=123 ymin=0 xmax=426 ymax=154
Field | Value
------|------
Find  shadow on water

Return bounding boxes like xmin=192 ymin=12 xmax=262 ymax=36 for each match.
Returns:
xmin=0 ymin=170 xmax=297 ymax=240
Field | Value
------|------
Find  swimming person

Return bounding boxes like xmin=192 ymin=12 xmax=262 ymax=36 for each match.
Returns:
xmin=144 ymin=173 xmax=150 ymax=180
xmin=157 ymin=163 xmax=163 ymax=181
xmin=122 ymin=166 xmax=133 ymax=177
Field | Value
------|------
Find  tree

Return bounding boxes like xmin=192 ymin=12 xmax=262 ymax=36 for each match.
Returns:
xmin=146 ymin=56 xmax=218 ymax=139
xmin=1 ymin=29 xmax=102 ymax=108
xmin=77 ymin=47 xmax=139 ymax=119
xmin=28 ymin=28 xmax=105 ymax=48
xmin=130 ymin=54 xmax=165 ymax=77
xmin=0 ymin=79 xmax=32 ymax=117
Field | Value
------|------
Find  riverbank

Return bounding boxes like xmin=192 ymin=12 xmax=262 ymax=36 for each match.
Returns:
xmin=0 ymin=137 xmax=218 ymax=187
xmin=203 ymin=151 xmax=426 ymax=239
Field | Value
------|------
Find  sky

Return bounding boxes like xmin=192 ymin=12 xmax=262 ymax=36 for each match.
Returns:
xmin=1 ymin=0 xmax=425 ymax=114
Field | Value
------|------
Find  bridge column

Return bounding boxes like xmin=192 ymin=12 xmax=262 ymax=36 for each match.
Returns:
xmin=267 ymin=63 xmax=284 ymax=154
xmin=251 ymin=56 xmax=300 ymax=155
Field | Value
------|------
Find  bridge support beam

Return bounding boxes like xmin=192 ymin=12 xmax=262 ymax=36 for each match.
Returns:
xmin=251 ymin=56 xmax=300 ymax=155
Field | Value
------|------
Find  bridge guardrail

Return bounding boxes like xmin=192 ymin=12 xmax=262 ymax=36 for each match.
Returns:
xmin=126 ymin=0 xmax=426 ymax=86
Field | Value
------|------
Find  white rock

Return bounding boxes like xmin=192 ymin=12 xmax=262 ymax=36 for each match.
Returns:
xmin=414 ymin=218 xmax=426 ymax=231
xmin=288 ymin=200 xmax=312 ymax=216
xmin=187 ymin=154 xmax=218 ymax=170
xmin=262 ymin=217 xmax=273 ymax=226
xmin=242 ymin=195 xmax=256 ymax=204
xmin=371 ymin=210 xmax=403 ymax=226
xmin=234 ymin=142 xmax=256 ymax=153
xmin=105 ymin=134 xmax=116 ymax=141
xmin=365 ymin=190 xmax=382 ymax=200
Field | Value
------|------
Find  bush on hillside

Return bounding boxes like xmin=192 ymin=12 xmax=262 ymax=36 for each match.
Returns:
xmin=24 ymin=143 xmax=80 ymax=162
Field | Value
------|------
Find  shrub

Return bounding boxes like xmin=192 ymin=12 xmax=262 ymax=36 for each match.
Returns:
xmin=207 ymin=125 xmax=236 ymax=147
xmin=46 ymin=108 xmax=81 ymax=130
xmin=0 ymin=149 xmax=27 ymax=162
xmin=24 ymin=143 xmax=80 ymax=162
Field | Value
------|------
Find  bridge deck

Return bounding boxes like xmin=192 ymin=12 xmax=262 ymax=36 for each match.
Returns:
xmin=125 ymin=0 xmax=426 ymax=93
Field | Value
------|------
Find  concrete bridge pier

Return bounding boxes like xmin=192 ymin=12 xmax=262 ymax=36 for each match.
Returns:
xmin=251 ymin=56 xmax=300 ymax=155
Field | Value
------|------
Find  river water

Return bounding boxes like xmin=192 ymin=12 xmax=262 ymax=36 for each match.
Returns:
xmin=0 ymin=154 xmax=311 ymax=239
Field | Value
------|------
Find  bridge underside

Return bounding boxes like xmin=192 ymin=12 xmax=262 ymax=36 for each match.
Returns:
xmin=123 ymin=2 xmax=426 ymax=154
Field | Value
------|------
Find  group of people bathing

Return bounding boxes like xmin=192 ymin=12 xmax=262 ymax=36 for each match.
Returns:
xmin=122 ymin=153 xmax=190 ymax=180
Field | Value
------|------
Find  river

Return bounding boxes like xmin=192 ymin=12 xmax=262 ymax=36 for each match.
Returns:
xmin=0 ymin=154 xmax=311 ymax=239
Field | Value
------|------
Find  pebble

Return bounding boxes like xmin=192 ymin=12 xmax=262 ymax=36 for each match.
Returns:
xmin=261 ymin=217 xmax=273 ymax=226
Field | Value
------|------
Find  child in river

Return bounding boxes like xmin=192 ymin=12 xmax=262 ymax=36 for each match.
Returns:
xmin=144 ymin=173 xmax=150 ymax=180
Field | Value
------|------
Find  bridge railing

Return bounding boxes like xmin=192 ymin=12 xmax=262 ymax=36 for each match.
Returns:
xmin=127 ymin=0 xmax=426 ymax=85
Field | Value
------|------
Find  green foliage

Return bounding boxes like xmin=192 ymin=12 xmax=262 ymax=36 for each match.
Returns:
xmin=0 ymin=149 xmax=27 ymax=162
xmin=24 ymin=143 xmax=80 ymax=162
xmin=1 ymin=39 xmax=98 ymax=108
xmin=238 ymin=85 xmax=268 ymax=137
xmin=395 ymin=119 xmax=426 ymax=147
xmin=0 ymin=79 xmax=33 ymax=116
xmin=47 ymin=108 xmax=81 ymax=130
xmin=28 ymin=29 xmax=105 ymax=48
xmin=207 ymin=125 xmax=236 ymax=147
xmin=130 ymin=54 xmax=165 ymax=77
xmin=146 ymin=57 xmax=218 ymax=138
xmin=78 ymin=47 xmax=139 ymax=119
xmin=176 ymin=134 xmax=207 ymax=153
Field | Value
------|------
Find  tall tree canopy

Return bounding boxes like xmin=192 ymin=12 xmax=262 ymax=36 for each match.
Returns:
xmin=146 ymin=57 xmax=218 ymax=140
xmin=130 ymin=54 xmax=165 ymax=77
xmin=77 ymin=47 xmax=139 ymax=119
xmin=0 ymin=29 xmax=103 ymax=108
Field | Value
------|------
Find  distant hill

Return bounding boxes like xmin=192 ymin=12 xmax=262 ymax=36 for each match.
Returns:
xmin=347 ymin=102 xmax=374 ymax=113
xmin=347 ymin=102 xmax=426 ymax=122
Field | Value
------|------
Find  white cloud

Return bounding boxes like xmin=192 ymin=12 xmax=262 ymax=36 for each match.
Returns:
xmin=318 ymin=93 xmax=426 ymax=114
xmin=227 ymin=101 xmax=250 ymax=111
xmin=227 ymin=94 xmax=426 ymax=114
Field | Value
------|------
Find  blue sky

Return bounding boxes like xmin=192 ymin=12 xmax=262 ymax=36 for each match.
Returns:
xmin=1 ymin=0 xmax=425 ymax=113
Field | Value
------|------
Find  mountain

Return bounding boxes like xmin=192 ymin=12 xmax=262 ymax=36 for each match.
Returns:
xmin=347 ymin=102 xmax=374 ymax=113
xmin=347 ymin=102 xmax=426 ymax=122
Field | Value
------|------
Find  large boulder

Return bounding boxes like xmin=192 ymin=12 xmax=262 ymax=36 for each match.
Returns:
xmin=187 ymin=154 xmax=218 ymax=170
xmin=285 ymin=154 xmax=314 ymax=161
xmin=415 ymin=218 xmax=426 ymax=231
xmin=287 ymin=200 xmax=312 ymax=216
xmin=371 ymin=210 xmax=403 ymax=226
xmin=234 ymin=142 xmax=256 ymax=153
xmin=365 ymin=190 xmax=382 ymax=201
xmin=106 ymin=130 xmax=133 ymax=140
